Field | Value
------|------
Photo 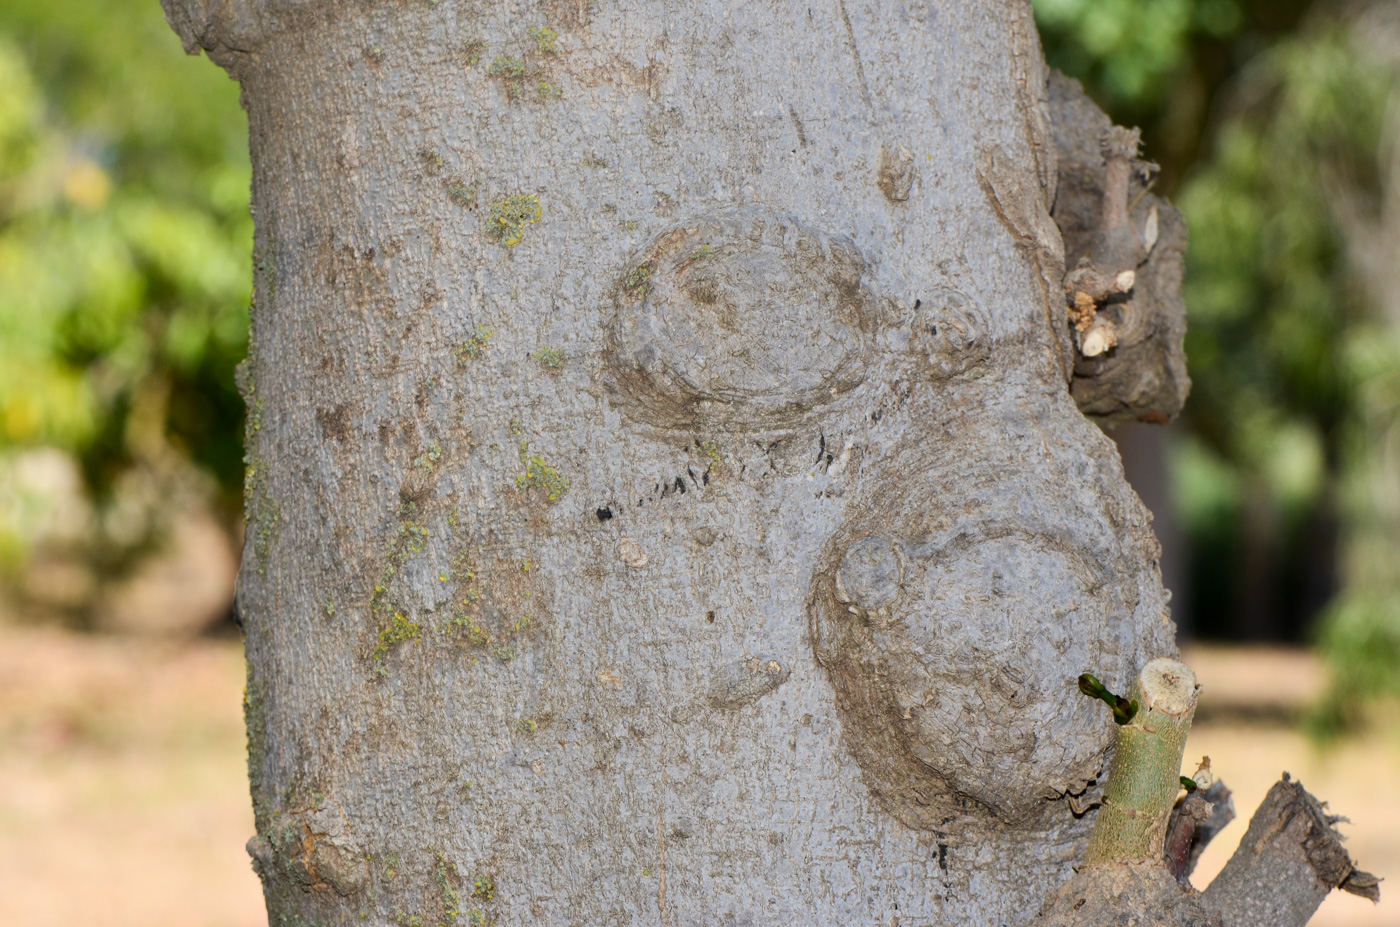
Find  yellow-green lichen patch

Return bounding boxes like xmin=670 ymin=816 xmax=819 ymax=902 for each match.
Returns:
xmin=442 ymin=607 xmax=491 ymax=647
xmin=536 ymin=80 xmax=562 ymax=100
xmin=463 ymin=39 xmax=487 ymax=66
xmin=370 ymin=611 xmax=421 ymax=675
xmin=533 ymin=346 xmax=564 ymax=368
xmin=438 ymin=548 xmax=543 ymax=662
xmin=699 ymin=437 xmax=723 ymax=476
xmin=241 ymin=379 xmax=281 ymax=574
xmin=516 ymin=455 xmax=569 ymax=501
xmin=245 ymin=458 xmax=281 ymax=574
xmin=439 ymin=551 xmax=491 ymax=646
xmin=420 ymin=148 xmax=446 ymax=174
xmin=414 ymin=440 xmax=444 ymax=473
xmin=395 ymin=518 xmax=429 ymax=558
xmin=487 ymin=56 xmax=525 ymax=78
xmin=447 ymin=179 xmax=478 ymax=208
xmin=248 ymin=395 xmax=265 ymax=433
xmin=512 ymin=423 xmax=569 ymax=502
xmin=362 ymin=500 xmax=436 ymax=678
xmin=453 ymin=328 xmax=493 ymax=364
xmin=472 ymin=875 xmax=496 ymax=901
xmin=244 ymin=659 xmax=270 ymax=829
xmin=624 ymin=263 xmax=652 ymax=298
xmin=528 ymin=27 xmax=558 ymax=54
xmin=486 ymin=195 xmax=541 ymax=246
xmin=435 ymin=853 xmax=462 ymax=923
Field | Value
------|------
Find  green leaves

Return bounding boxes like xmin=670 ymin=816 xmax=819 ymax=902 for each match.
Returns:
xmin=1034 ymin=0 xmax=1242 ymax=107
xmin=0 ymin=1 xmax=251 ymax=505
xmin=1078 ymin=672 xmax=1140 ymax=725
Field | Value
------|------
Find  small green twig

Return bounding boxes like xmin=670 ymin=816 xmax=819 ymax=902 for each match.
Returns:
xmin=1078 ymin=672 xmax=1139 ymax=725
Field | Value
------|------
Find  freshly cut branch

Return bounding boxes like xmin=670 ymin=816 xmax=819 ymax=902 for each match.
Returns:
xmin=1084 ymin=658 xmax=1199 ymax=864
xmin=1031 ymin=659 xmax=1210 ymax=927
xmin=1199 ymin=775 xmax=1381 ymax=927
xmin=1031 ymin=659 xmax=1380 ymax=927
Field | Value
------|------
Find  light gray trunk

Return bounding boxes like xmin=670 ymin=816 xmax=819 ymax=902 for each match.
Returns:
xmin=163 ymin=2 xmax=1176 ymax=924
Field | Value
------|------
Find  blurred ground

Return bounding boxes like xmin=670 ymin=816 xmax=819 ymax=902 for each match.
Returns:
xmin=0 ymin=627 xmax=1393 ymax=926
xmin=1182 ymin=644 xmax=1400 ymax=927
xmin=0 ymin=624 xmax=262 ymax=927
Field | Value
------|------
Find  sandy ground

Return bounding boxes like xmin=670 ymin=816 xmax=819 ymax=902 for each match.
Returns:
xmin=0 ymin=626 xmax=1394 ymax=926
xmin=1181 ymin=645 xmax=1400 ymax=927
xmin=0 ymin=625 xmax=263 ymax=927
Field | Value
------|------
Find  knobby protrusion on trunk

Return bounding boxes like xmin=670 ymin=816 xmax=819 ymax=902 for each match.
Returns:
xmin=1031 ymin=659 xmax=1380 ymax=927
xmin=1048 ymin=72 xmax=1190 ymax=424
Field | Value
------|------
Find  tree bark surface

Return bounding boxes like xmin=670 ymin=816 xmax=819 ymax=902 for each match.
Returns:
xmin=164 ymin=2 xmax=1177 ymax=924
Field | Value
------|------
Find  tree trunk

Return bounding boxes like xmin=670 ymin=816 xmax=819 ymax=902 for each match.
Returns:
xmin=163 ymin=2 xmax=1177 ymax=924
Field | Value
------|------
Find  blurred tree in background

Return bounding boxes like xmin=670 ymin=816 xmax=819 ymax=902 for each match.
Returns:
xmin=0 ymin=0 xmax=1395 ymax=719
xmin=0 ymin=0 xmax=249 ymax=629
xmin=1037 ymin=0 xmax=1400 ymax=725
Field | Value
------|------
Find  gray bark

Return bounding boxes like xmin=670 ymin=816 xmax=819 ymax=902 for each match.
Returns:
xmin=163 ymin=2 xmax=1179 ymax=924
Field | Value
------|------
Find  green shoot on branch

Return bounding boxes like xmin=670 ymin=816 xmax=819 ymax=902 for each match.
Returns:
xmin=1078 ymin=672 xmax=1139 ymax=725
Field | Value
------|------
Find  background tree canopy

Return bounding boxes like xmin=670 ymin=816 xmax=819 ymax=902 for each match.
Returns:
xmin=0 ymin=0 xmax=1396 ymax=722
xmin=1038 ymin=0 xmax=1400 ymax=725
xmin=0 ymin=0 xmax=249 ymax=590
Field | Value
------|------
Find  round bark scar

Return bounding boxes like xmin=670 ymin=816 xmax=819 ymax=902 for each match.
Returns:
xmin=912 ymin=287 xmax=992 ymax=380
xmin=1139 ymin=657 xmax=1197 ymax=715
xmin=813 ymin=526 xmax=1133 ymax=823
xmin=618 ymin=538 xmax=649 ymax=569
xmin=835 ymin=536 xmax=902 ymax=610
xmin=707 ymin=654 xmax=792 ymax=710
xmin=607 ymin=206 xmax=879 ymax=428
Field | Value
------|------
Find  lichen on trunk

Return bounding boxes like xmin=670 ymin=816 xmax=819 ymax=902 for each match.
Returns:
xmin=162 ymin=1 xmax=1184 ymax=924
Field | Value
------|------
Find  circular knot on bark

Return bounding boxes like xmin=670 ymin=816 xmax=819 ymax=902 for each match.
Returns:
xmin=605 ymin=206 xmax=879 ymax=429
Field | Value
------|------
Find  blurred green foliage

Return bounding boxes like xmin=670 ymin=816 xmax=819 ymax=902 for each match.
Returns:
xmin=1038 ymin=0 xmax=1400 ymax=723
xmin=1176 ymin=29 xmax=1393 ymax=645
xmin=1037 ymin=0 xmax=1243 ymax=108
xmin=0 ymin=0 xmax=250 ymax=523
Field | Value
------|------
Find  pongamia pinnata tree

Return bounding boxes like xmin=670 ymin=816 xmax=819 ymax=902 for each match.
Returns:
xmin=158 ymin=1 xmax=1233 ymax=924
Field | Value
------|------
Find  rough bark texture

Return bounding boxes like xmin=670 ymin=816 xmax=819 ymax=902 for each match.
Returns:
xmin=1048 ymin=73 xmax=1190 ymax=426
xmin=1033 ymin=859 xmax=1216 ymax=927
xmin=164 ymin=2 xmax=1180 ymax=924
